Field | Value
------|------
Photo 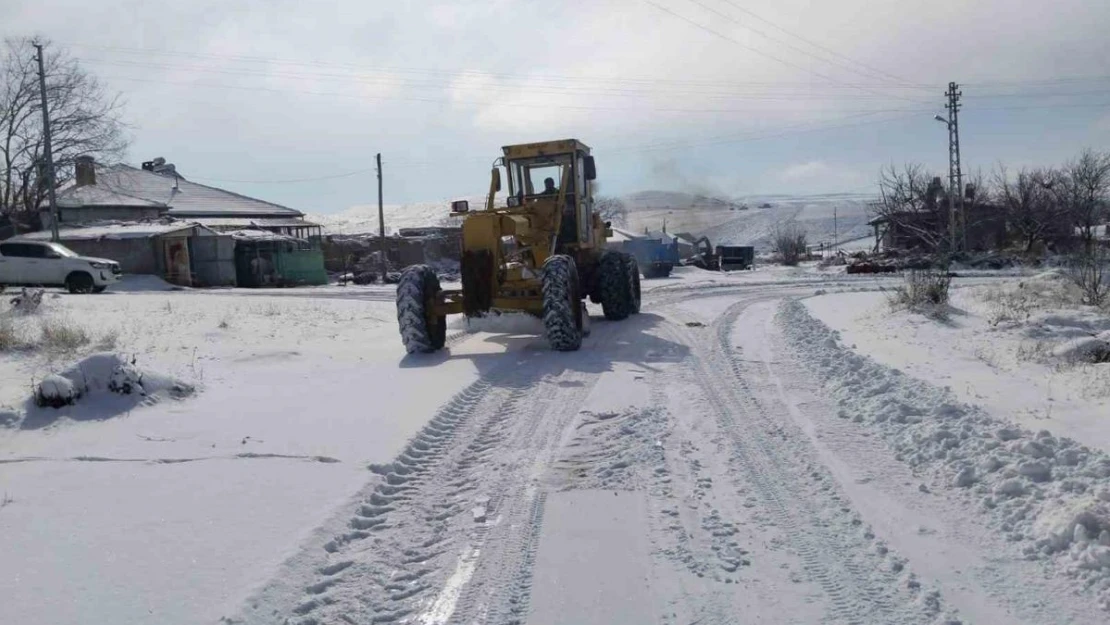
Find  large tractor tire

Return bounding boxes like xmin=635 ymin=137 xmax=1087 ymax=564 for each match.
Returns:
xmin=623 ymin=253 xmax=642 ymax=315
xmin=542 ymin=255 xmax=583 ymax=352
xmin=599 ymin=250 xmax=637 ymax=320
xmin=396 ymin=265 xmax=446 ymax=354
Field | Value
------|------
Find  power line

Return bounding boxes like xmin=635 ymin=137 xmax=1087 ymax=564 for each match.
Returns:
xmin=67 ymin=41 xmax=937 ymax=90
xmin=77 ymin=56 xmax=933 ymax=102
xmin=95 ymin=73 xmax=934 ymax=114
xmin=638 ymin=0 xmax=930 ymax=105
xmin=682 ymin=0 xmax=918 ymax=88
xmin=188 ymin=167 xmax=378 ymax=185
xmin=181 ymin=111 xmax=922 ymax=183
xmin=712 ymin=0 xmax=913 ymax=86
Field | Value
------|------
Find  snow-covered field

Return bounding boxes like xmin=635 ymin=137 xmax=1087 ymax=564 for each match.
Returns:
xmin=3 ymin=264 xmax=1109 ymax=624
xmin=621 ymin=190 xmax=875 ymax=251
xmin=311 ymin=189 xmax=877 ymax=254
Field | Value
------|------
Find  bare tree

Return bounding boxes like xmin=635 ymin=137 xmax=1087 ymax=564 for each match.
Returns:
xmin=1045 ymin=149 xmax=1110 ymax=252
xmin=1066 ymin=244 xmax=1109 ymax=307
xmin=992 ymin=165 xmax=1064 ymax=253
xmin=0 ymin=38 xmax=128 ymax=230
xmin=871 ymin=163 xmax=950 ymax=253
xmin=771 ymin=220 xmax=807 ymax=266
xmin=594 ymin=195 xmax=628 ymax=225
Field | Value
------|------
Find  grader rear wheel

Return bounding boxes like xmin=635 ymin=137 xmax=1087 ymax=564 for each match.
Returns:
xmin=624 ymin=252 xmax=642 ymax=314
xmin=599 ymin=250 xmax=637 ymax=321
xmin=396 ymin=265 xmax=447 ymax=354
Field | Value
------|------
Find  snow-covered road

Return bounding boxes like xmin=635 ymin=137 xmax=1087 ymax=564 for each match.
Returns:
xmin=227 ymin=278 xmax=1107 ymax=625
xmin=3 ymin=270 xmax=1107 ymax=624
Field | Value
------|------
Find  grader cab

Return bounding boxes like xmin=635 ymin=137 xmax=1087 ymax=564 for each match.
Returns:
xmin=396 ymin=139 xmax=641 ymax=353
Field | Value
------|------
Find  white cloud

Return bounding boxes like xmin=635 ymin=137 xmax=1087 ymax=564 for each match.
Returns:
xmin=780 ymin=161 xmax=832 ymax=183
xmin=1 ymin=0 xmax=1106 ymax=208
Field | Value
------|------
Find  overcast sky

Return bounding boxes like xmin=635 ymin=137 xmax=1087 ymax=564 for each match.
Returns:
xmin=3 ymin=0 xmax=1109 ymax=213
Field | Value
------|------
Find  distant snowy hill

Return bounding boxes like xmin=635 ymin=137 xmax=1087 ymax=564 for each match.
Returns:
xmin=314 ymin=189 xmax=878 ymax=252
xmin=309 ymin=193 xmax=506 ymax=235
xmin=621 ymin=190 xmax=878 ymax=252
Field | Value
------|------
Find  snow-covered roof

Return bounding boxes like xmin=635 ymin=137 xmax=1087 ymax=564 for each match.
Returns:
xmin=608 ymin=227 xmax=641 ymax=242
xmin=192 ymin=217 xmax=314 ymax=228
xmin=15 ymin=221 xmax=201 ymax=241
xmin=644 ymin=229 xmax=677 ymax=242
xmin=56 ymin=164 xmax=306 ymax=218
xmin=225 ymin=229 xmax=302 ymax=242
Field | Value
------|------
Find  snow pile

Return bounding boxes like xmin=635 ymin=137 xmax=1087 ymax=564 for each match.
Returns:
xmin=971 ymin=273 xmax=1110 ymax=364
xmin=778 ymin=299 xmax=1110 ymax=610
xmin=36 ymin=374 xmax=78 ymax=408
xmin=32 ymin=352 xmax=194 ymax=412
xmin=450 ymin=310 xmax=545 ymax=335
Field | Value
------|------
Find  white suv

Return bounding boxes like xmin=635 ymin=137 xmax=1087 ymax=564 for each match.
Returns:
xmin=0 ymin=240 xmax=122 ymax=294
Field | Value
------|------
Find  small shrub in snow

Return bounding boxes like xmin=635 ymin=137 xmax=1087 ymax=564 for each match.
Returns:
xmin=107 ymin=361 xmax=144 ymax=395
xmin=39 ymin=318 xmax=89 ymax=352
xmin=771 ymin=221 xmax=808 ymax=266
xmin=0 ymin=317 xmax=21 ymax=352
xmin=1052 ymin=337 xmax=1110 ymax=365
xmin=35 ymin=374 xmax=80 ymax=408
xmin=1065 ymin=247 xmax=1110 ymax=307
xmin=96 ymin=328 xmax=120 ymax=351
xmin=888 ymin=268 xmax=951 ymax=319
xmin=8 ymin=287 xmax=44 ymax=314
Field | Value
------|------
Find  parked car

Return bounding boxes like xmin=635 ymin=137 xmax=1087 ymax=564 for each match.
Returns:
xmin=0 ymin=240 xmax=122 ymax=294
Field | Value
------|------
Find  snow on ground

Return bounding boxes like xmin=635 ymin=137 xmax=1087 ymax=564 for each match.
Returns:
xmin=0 ymin=290 xmax=489 ymax=624
xmin=4 ymin=264 xmax=1109 ymax=625
xmin=781 ymin=296 xmax=1110 ymax=612
xmin=309 ymin=193 xmax=506 ymax=235
xmin=803 ymin=271 xmax=1110 ymax=453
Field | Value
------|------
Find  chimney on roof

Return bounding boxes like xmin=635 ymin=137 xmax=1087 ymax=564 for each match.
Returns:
xmin=75 ymin=155 xmax=96 ymax=187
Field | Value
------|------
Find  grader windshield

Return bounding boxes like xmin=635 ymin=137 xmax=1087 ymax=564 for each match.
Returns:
xmin=507 ymin=154 xmax=574 ymax=200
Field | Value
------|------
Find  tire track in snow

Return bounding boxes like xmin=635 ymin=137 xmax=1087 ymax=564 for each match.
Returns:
xmin=234 ymin=362 xmax=513 ymax=625
xmin=236 ymin=317 xmax=626 ymax=625
xmin=0 ymin=453 xmax=341 ymax=464
xmin=666 ymin=297 xmax=952 ymax=625
xmin=290 ymin=376 xmax=526 ymax=625
xmin=443 ymin=370 xmax=601 ymax=625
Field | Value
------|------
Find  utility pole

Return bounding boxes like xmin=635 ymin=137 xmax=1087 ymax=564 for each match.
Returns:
xmin=833 ymin=205 xmax=838 ymax=254
xmin=376 ymin=153 xmax=386 ymax=283
xmin=944 ymin=81 xmax=963 ymax=254
xmin=33 ymin=42 xmax=60 ymax=243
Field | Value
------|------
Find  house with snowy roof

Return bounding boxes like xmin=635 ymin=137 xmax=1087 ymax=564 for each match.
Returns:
xmin=48 ymin=156 xmax=322 ymax=239
xmin=22 ymin=156 xmax=327 ymax=287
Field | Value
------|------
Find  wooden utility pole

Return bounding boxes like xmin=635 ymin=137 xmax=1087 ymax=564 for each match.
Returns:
xmin=376 ymin=153 xmax=386 ymax=282
xmin=32 ymin=42 xmax=60 ymax=243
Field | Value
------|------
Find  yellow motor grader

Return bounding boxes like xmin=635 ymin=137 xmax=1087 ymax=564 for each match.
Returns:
xmin=396 ymin=139 xmax=640 ymax=353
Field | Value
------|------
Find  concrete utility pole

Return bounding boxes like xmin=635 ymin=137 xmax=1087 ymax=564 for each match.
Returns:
xmin=376 ymin=153 xmax=386 ymax=283
xmin=32 ymin=42 xmax=60 ymax=243
xmin=944 ymin=82 xmax=963 ymax=253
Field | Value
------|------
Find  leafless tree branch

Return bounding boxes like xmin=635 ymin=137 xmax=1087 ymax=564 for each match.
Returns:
xmin=0 ymin=37 xmax=130 ymax=229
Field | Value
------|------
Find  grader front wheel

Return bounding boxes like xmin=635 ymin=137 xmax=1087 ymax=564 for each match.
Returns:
xmin=396 ymin=265 xmax=447 ymax=354
xmin=542 ymin=255 xmax=583 ymax=352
